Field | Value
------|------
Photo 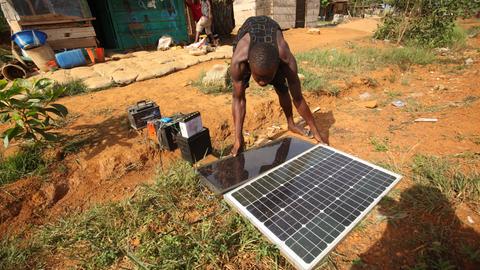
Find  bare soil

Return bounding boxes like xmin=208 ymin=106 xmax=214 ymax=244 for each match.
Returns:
xmin=1 ymin=18 xmax=480 ymax=269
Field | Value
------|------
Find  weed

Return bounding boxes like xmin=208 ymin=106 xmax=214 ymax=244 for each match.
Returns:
xmin=401 ymin=77 xmax=410 ymax=86
xmin=386 ymin=73 xmax=397 ymax=83
xmin=467 ymin=26 xmax=480 ymax=38
xmin=0 ymin=234 xmax=40 ymax=270
xmin=2 ymin=161 xmax=284 ymax=269
xmin=462 ymin=96 xmax=479 ymax=106
xmin=470 ymin=135 xmax=480 ymax=145
xmin=460 ymin=244 xmax=480 ymax=263
xmin=298 ymin=67 xmax=329 ymax=93
xmin=385 ymin=90 xmax=402 ymax=99
xmin=57 ymin=79 xmax=88 ymax=96
xmin=92 ymin=107 xmax=114 ymax=116
xmin=62 ymin=138 xmax=89 ymax=155
xmin=370 ymin=137 xmax=389 ymax=152
xmin=0 ymin=143 xmax=46 ymax=186
xmin=412 ymin=155 xmax=480 ymax=207
xmin=351 ymin=258 xmax=365 ymax=267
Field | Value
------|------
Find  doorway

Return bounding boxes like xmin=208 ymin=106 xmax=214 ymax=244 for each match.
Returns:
xmin=295 ymin=0 xmax=306 ymax=28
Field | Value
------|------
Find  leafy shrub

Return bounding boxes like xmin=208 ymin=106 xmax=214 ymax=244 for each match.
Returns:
xmin=0 ymin=143 xmax=45 ymax=186
xmin=0 ymin=79 xmax=68 ymax=147
xmin=375 ymin=0 xmax=479 ymax=47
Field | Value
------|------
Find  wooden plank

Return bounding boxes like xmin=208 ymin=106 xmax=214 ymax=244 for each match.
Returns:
xmin=42 ymin=27 xmax=96 ymax=41
xmin=19 ymin=17 xmax=96 ymax=26
xmin=48 ymin=37 xmax=97 ymax=50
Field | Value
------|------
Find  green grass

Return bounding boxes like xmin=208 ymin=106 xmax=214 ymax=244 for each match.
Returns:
xmin=0 ymin=161 xmax=285 ymax=269
xmin=57 ymin=79 xmax=88 ymax=96
xmin=370 ymin=137 xmax=390 ymax=152
xmin=0 ymin=144 xmax=46 ymax=186
xmin=467 ymin=26 xmax=480 ymax=38
xmin=412 ymin=155 xmax=480 ymax=207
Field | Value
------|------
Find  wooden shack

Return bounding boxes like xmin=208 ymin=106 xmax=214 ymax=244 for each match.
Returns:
xmin=234 ymin=0 xmax=319 ymax=29
xmin=0 ymin=0 xmax=97 ymax=50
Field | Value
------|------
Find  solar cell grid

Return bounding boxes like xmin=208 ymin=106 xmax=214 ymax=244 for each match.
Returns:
xmin=225 ymin=144 xmax=402 ymax=270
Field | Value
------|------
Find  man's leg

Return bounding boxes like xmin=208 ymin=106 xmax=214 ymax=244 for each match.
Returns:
xmin=274 ymin=87 xmax=306 ymax=135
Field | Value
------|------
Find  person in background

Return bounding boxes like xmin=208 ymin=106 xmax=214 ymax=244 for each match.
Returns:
xmin=193 ymin=0 xmax=218 ymax=45
xmin=185 ymin=0 xmax=202 ymax=22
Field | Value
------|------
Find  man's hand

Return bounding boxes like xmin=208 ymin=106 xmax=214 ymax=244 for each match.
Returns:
xmin=231 ymin=138 xmax=245 ymax=157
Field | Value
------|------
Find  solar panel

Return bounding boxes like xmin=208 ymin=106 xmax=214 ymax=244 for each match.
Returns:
xmin=198 ymin=137 xmax=314 ymax=194
xmin=224 ymin=144 xmax=402 ymax=270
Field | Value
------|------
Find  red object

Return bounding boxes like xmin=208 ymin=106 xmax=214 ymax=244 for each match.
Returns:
xmin=95 ymin=48 xmax=105 ymax=63
xmin=186 ymin=0 xmax=202 ymax=22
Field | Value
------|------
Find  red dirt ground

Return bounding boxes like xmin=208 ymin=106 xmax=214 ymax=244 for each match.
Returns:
xmin=1 ymin=18 xmax=479 ymax=269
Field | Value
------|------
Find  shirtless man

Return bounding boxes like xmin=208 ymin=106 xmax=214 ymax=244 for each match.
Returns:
xmin=230 ymin=16 xmax=326 ymax=156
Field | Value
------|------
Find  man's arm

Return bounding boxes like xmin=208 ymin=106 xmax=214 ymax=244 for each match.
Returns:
xmin=277 ymin=32 xmax=327 ymax=144
xmin=230 ymin=35 xmax=250 ymax=156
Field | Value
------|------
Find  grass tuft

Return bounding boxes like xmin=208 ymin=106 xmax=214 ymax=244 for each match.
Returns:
xmin=0 ymin=161 xmax=284 ymax=269
xmin=56 ymin=79 xmax=88 ymax=96
xmin=0 ymin=143 xmax=46 ymax=186
xmin=412 ymin=155 xmax=480 ymax=207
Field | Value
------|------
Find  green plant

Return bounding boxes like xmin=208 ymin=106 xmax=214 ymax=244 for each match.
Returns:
xmin=56 ymin=79 xmax=88 ymax=96
xmin=0 ymin=143 xmax=46 ymax=186
xmin=370 ymin=137 xmax=389 ymax=152
xmin=193 ymin=71 xmax=232 ymax=95
xmin=0 ymin=79 xmax=68 ymax=147
xmin=374 ymin=1 xmax=478 ymax=47
xmin=412 ymin=155 xmax=480 ymax=207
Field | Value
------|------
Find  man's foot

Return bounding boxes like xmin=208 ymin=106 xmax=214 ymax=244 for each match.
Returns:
xmin=231 ymin=140 xmax=245 ymax=157
xmin=288 ymin=124 xmax=310 ymax=137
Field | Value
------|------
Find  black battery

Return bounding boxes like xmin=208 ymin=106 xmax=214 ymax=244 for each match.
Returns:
xmin=157 ymin=120 xmax=181 ymax=151
xmin=176 ymin=128 xmax=212 ymax=163
xmin=127 ymin=100 xmax=161 ymax=130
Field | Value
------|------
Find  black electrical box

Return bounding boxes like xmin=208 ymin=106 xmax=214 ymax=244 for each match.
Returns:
xmin=176 ymin=128 xmax=212 ymax=163
xmin=158 ymin=120 xmax=181 ymax=151
xmin=127 ymin=100 xmax=161 ymax=130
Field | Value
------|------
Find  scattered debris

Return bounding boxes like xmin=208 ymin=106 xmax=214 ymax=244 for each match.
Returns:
xmin=359 ymin=92 xmax=372 ymax=101
xmin=307 ymin=28 xmax=321 ymax=35
xmin=465 ymin=58 xmax=474 ymax=65
xmin=391 ymin=100 xmax=406 ymax=107
xmin=414 ymin=118 xmax=438 ymax=122
xmin=467 ymin=216 xmax=475 ymax=224
xmin=433 ymin=84 xmax=448 ymax=91
xmin=157 ymin=36 xmax=173 ymax=51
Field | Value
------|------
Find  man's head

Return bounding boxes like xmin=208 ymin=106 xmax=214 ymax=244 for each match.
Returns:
xmin=248 ymin=43 xmax=279 ymax=87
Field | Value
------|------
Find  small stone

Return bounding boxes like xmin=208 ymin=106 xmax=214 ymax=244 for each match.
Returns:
xmin=202 ymin=64 xmax=230 ymax=87
xmin=465 ymin=58 xmax=474 ymax=65
xmin=359 ymin=92 xmax=372 ymax=101
xmin=298 ymin=73 xmax=305 ymax=80
xmin=467 ymin=216 xmax=474 ymax=224
xmin=307 ymin=28 xmax=321 ymax=35
xmin=363 ymin=100 xmax=378 ymax=109
xmin=434 ymin=84 xmax=448 ymax=91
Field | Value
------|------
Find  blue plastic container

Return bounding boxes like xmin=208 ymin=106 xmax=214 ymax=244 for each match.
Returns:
xmin=11 ymin=30 xmax=47 ymax=50
xmin=55 ymin=49 xmax=87 ymax=69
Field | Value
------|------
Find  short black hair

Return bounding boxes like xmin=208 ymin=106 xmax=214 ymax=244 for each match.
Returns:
xmin=248 ymin=43 xmax=279 ymax=70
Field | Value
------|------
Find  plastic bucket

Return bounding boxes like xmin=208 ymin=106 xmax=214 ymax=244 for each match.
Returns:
xmin=55 ymin=49 xmax=87 ymax=69
xmin=11 ymin=30 xmax=47 ymax=50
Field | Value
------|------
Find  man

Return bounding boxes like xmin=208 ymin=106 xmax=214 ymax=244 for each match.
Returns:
xmin=193 ymin=0 xmax=218 ymax=45
xmin=230 ymin=16 xmax=326 ymax=156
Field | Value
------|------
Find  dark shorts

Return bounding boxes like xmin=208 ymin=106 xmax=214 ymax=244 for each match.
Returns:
xmin=242 ymin=68 xmax=289 ymax=93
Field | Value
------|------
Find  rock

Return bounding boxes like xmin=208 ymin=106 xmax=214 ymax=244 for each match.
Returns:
xmin=467 ymin=216 xmax=475 ymax=224
xmin=173 ymin=61 xmax=189 ymax=71
xmin=391 ymin=100 xmax=406 ymax=107
xmin=69 ymin=66 xmax=99 ymax=80
xmin=361 ymin=100 xmax=378 ymax=109
xmin=465 ymin=58 xmax=474 ymax=65
xmin=111 ymin=69 xmax=138 ymax=85
xmin=307 ymin=28 xmax=321 ymax=35
xmin=157 ymin=36 xmax=173 ymax=51
xmin=359 ymin=92 xmax=372 ymax=101
xmin=84 ymin=76 xmax=113 ymax=90
xmin=298 ymin=73 xmax=305 ymax=81
xmin=202 ymin=64 xmax=230 ymax=87
xmin=434 ymin=84 xmax=448 ymax=91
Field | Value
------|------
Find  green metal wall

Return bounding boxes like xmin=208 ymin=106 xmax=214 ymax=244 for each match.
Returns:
xmin=100 ymin=0 xmax=188 ymax=50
